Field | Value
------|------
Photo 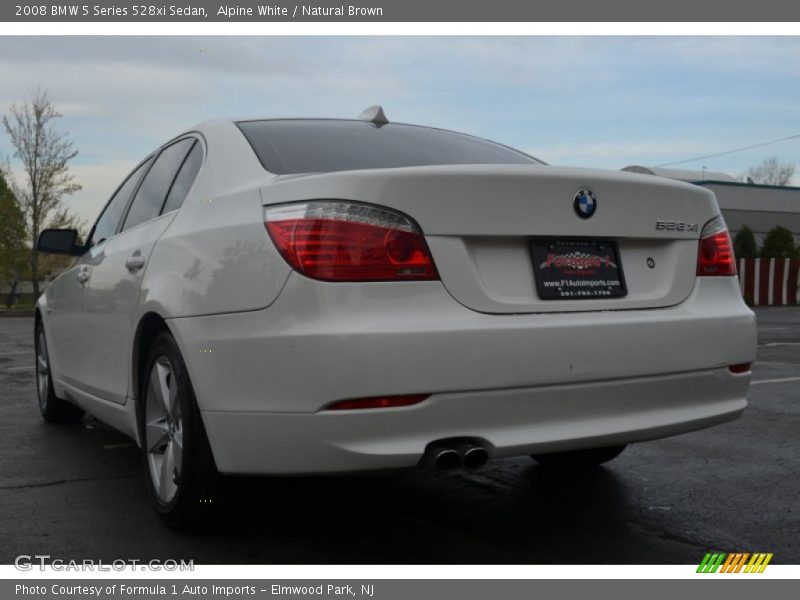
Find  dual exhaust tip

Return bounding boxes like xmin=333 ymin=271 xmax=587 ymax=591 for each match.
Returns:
xmin=421 ymin=439 xmax=490 ymax=471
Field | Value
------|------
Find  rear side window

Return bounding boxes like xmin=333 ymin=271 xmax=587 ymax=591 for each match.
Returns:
xmin=162 ymin=141 xmax=203 ymax=214
xmin=90 ymin=157 xmax=153 ymax=246
xmin=122 ymin=138 xmax=195 ymax=231
xmin=236 ymin=120 xmax=541 ymax=175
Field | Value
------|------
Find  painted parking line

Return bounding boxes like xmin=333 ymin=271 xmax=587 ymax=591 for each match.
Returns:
xmin=755 ymin=362 xmax=800 ymax=369
xmin=759 ymin=342 xmax=800 ymax=347
xmin=3 ymin=365 xmax=34 ymax=372
xmin=751 ymin=376 xmax=800 ymax=386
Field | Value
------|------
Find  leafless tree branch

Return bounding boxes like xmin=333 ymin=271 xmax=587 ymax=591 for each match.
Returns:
xmin=2 ymin=88 xmax=82 ymax=296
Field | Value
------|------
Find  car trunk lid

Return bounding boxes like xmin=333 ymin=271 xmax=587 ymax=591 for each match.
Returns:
xmin=261 ymin=164 xmax=719 ymax=313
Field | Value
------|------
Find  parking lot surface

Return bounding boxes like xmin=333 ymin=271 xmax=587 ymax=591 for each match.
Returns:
xmin=1 ymin=309 xmax=798 ymax=564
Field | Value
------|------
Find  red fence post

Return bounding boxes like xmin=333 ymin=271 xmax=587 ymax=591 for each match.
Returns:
xmin=736 ymin=257 xmax=800 ymax=305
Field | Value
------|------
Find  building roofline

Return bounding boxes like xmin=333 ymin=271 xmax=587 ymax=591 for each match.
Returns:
xmin=691 ymin=180 xmax=800 ymax=192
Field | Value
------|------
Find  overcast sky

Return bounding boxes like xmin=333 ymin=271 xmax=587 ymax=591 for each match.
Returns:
xmin=1 ymin=36 xmax=799 ymax=226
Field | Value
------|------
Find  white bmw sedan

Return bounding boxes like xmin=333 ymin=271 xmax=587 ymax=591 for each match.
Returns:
xmin=35 ymin=108 xmax=756 ymax=527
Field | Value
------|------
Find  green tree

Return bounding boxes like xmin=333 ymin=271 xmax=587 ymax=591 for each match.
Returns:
xmin=2 ymin=88 xmax=82 ymax=298
xmin=733 ymin=225 xmax=759 ymax=259
xmin=0 ymin=171 xmax=28 ymax=306
xmin=760 ymin=225 xmax=798 ymax=259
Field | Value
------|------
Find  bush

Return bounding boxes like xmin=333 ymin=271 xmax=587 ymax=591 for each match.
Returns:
xmin=760 ymin=225 xmax=798 ymax=259
xmin=733 ymin=225 xmax=759 ymax=258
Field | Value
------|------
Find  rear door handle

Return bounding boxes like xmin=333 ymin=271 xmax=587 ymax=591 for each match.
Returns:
xmin=125 ymin=251 xmax=146 ymax=273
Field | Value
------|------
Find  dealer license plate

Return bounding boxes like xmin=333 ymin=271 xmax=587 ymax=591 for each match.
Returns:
xmin=531 ymin=239 xmax=627 ymax=300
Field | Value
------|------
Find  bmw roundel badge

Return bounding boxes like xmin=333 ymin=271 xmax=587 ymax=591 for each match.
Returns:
xmin=573 ymin=188 xmax=597 ymax=219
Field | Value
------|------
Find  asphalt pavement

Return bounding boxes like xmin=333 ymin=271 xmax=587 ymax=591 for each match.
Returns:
xmin=0 ymin=309 xmax=798 ymax=564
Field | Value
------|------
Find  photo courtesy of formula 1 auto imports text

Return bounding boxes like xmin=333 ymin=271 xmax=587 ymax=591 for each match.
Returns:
xmin=0 ymin=1 xmax=798 ymax=598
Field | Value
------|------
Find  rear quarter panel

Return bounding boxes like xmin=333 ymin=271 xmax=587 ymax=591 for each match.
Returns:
xmin=141 ymin=120 xmax=291 ymax=318
xmin=142 ymin=188 xmax=290 ymax=318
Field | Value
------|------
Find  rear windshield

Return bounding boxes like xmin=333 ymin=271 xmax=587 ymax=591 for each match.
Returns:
xmin=236 ymin=119 xmax=541 ymax=175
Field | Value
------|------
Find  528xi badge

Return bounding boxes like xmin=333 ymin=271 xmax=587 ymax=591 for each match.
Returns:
xmin=655 ymin=220 xmax=698 ymax=232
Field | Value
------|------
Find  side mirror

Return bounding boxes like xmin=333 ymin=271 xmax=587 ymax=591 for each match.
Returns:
xmin=37 ymin=229 xmax=85 ymax=256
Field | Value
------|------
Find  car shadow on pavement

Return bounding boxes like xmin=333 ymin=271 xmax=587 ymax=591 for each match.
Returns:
xmin=186 ymin=461 xmax=645 ymax=564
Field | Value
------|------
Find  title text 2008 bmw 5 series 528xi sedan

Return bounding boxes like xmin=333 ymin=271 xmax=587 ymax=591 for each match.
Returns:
xmin=34 ymin=106 xmax=756 ymax=527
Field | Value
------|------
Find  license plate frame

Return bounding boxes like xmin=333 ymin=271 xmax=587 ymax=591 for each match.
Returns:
xmin=530 ymin=239 xmax=628 ymax=300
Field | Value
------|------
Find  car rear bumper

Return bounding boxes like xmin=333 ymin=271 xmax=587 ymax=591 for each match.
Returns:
xmin=167 ymin=275 xmax=755 ymax=474
xmin=203 ymin=367 xmax=747 ymax=474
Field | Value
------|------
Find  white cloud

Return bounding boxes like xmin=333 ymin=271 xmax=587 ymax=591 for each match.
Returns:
xmin=1 ymin=35 xmax=799 ymax=226
xmin=63 ymin=162 xmax=136 ymax=225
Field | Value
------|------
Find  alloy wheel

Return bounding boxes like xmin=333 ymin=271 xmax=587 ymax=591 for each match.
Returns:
xmin=36 ymin=331 xmax=50 ymax=410
xmin=145 ymin=356 xmax=183 ymax=503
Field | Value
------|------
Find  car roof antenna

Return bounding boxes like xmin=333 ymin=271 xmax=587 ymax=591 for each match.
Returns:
xmin=358 ymin=105 xmax=389 ymax=126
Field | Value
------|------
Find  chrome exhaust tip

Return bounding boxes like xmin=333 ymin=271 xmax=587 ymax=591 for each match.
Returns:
xmin=433 ymin=448 xmax=461 ymax=470
xmin=421 ymin=446 xmax=462 ymax=471
xmin=461 ymin=445 xmax=489 ymax=470
xmin=421 ymin=439 xmax=490 ymax=471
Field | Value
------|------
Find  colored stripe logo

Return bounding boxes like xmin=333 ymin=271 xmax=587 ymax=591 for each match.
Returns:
xmin=697 ymin=552 xmax=773 ymax=573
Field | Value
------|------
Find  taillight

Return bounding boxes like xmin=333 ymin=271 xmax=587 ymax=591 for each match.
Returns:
xmin=265 ymin=201 xmax=439 ymax=282
xmin=696 ymin=215 xmax=737 ymax=277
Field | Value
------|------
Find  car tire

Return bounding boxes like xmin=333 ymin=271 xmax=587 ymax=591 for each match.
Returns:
xmin=140 ymin=331 xmax=223 ymax=529
xmin=531 ymin=445 xmax=627 ymax=468
xmin=35 ymin=323 xmax=84 ymax=424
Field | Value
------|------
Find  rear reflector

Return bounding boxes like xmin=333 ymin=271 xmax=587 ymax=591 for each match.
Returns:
xmin=326 ymin=394 xmax=429 ymax=411
xmin=696 ymin=215 xmax=737 ymax=277
xmin=729 ymin=363 xmax=752 ymax=374
xmin=265 ymin=201 xmax=439 ymax=282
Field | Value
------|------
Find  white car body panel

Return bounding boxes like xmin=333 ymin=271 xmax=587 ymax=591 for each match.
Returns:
xmin=79 ymin=212 xmax=177 ymax=403
xmin=142 ymin=187 xmax=290 ymax=318
xmin=36 ymin=117 xmax=757 ymax=475
xmin=42 ymin=261 xmax=86 ymax=386
xmin=169 ymin=276 xmax=753 ymax=415
xmin=203 ymin=368 xmax=747 ymax=474
xmin=169 ymin=276 xmax=754 ymax=473
xmin=263 ymin=164 xmax=714 ymax=237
